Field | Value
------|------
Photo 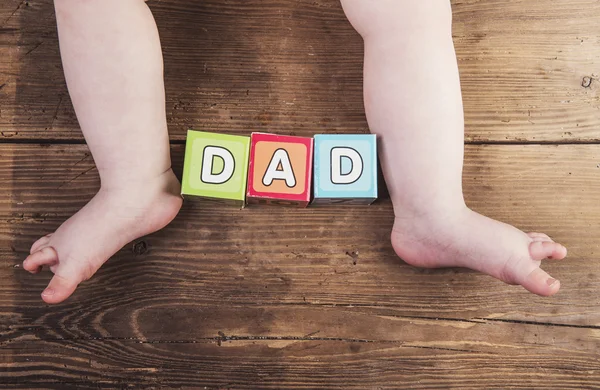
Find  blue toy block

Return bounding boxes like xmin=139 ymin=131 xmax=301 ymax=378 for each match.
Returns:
xmin=312 ymin=134 xmax=378 ymax=205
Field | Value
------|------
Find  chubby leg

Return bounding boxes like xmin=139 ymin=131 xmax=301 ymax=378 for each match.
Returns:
xmin=22 ymin=0 xmax=182 ymax=303
xmin=340 ymin=0 xmax=567 ymax=296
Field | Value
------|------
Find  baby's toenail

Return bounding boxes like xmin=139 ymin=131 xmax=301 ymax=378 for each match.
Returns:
xmin=547 ymin=278 xmax=558 ymax=286
xmin=42 ymin=288 xmax=55 ymax=297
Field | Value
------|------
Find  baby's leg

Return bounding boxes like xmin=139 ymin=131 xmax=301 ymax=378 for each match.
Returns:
xmin=341 ymin=0 xmax=567 ymax=296
xmin=22 ymin=0 xmax=182 ymax=303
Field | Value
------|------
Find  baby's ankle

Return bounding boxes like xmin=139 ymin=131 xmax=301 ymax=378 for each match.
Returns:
xmin=99 ymin=167 xmax=180 ymax=192
xmin=391 ymin=195 xmax=468 ymax=225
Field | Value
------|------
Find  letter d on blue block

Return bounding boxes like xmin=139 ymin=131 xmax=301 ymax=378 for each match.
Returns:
xmin=312 ymin=134 xmax=378 ymax=205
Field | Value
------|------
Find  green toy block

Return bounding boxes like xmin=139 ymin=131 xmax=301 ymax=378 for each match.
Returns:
xmin=181 ymin=130 xmax=250 ymax=207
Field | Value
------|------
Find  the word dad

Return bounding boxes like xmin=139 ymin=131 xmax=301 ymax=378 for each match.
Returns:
xmin=182 ymin=130 xmax=378 ymax=207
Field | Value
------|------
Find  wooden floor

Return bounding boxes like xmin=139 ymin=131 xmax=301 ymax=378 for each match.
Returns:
xmin=1 ymin=0 xmax=600 ymax=388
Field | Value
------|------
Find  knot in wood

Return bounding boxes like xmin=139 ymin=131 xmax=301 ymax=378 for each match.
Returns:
xmin=582 ymin=76 xmax=593 ymax=88
xmin=133 ymin=240 xmax=148 ymax=255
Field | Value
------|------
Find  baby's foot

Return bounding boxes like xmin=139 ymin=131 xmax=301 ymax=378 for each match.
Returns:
xmin=391 ymin=207 xmax=567 ymax=296
xmin=22 ymin=169 xmax=182 ymax=304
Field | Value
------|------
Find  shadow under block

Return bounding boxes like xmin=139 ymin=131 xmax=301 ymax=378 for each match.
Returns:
xmin=313 ymin=134 xmax=378 ymax=205
xmin=247 ymin=132 xmax=314 ymax=207
xmin=181 ymin=130 xmax=250 ymax=207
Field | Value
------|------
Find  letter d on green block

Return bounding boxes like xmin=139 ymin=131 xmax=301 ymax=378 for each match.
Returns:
xmin=181 ymin=130 xmax=250 ymax=207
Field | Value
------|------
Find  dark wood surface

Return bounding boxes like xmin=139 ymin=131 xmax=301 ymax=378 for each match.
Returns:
xmin=1 ymin=0 xmax=599 ymax=142
xmin=1 ymin=0 xmax=600 ymax=388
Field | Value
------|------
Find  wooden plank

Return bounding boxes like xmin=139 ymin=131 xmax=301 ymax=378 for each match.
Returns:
xmin=1 ymin=144 xmax=599 ymax=326
xmin=454 ymin=0 xmax=600 ymax=142
xmin=2 ymin=313 xmax=600 ymax=388
xmin=1 ymin=0 xmax=598 ymax=142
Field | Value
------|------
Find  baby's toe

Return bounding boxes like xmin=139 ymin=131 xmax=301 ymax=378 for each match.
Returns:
xmin=521 ymin=267 xmax=560 ymax=297
xmin=42 ymin=273 xmax=79 ymax=304
xmin=23 ymin=247 xmax=58 ymax=274
xmin=529 ymin=240 xmax=567 ymax=261
xmin=527 ymin=232 xmax=552 ymax=243
xmin=30 ymin=234 xmax=53 ymax=254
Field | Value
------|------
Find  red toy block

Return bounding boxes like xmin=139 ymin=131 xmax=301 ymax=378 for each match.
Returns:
xmin=247 ymin=132 xmax=314 ymax=207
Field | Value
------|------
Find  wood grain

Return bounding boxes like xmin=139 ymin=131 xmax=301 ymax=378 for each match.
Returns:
xmin=1 ymin=0 xmax=598 ymax=142
xmin=2 ymin=319 xmax=600 ymax=388
xmin=1 ymin=144 xmax=600 ymax=387
xmin=1 ymin=0 xmax=600 ymax=387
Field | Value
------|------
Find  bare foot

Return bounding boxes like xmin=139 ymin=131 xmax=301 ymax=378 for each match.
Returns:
xmin=23 ymin=169 xmax=182 ymax=304
xmin=391 ymin=206 xmax=567 ymax=296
